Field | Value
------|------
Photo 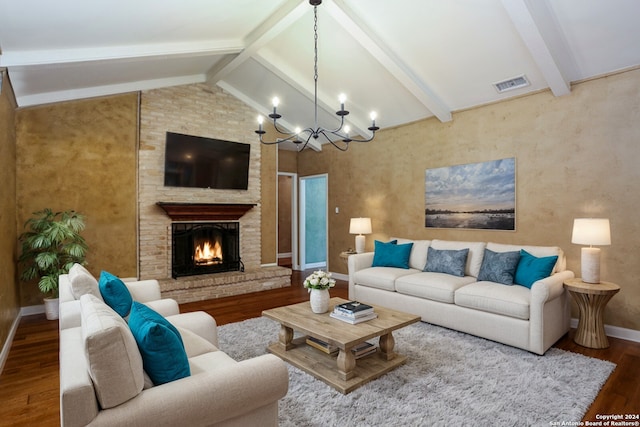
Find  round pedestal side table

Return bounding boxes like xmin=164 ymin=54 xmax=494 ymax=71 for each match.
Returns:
xmin=563 ymin=278 xmax=620 ymax=349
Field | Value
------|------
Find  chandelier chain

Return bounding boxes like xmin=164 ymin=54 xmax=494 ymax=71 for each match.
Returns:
xmin=313 ymin=4 xmax=319 ymax=130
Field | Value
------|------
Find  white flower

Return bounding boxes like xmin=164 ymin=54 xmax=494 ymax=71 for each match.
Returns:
xmin=303 ymin=270 xmax=336 ymax=291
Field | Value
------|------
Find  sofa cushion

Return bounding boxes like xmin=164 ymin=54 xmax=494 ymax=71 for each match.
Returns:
xmin=454 ymin=281 xmax=531 ymax=320
xmin=514 ymin=250 xmax=558 ymax=289
xmin=395 ymin=272 xmax=477 ymax=303
xmin=99 ymin=271 xmax=133 ymax=317
xmin=69 ymin=263 xmax=102 ymax=301
xmin=372 ymin=240 xmax=413 ymax=269
xmin=431 ymin=240 xmax=487 ymax=277
xmin=128 ymin=302 xmax=190 ymax=386
xmin=353 ymin=267 xmax=419 ymax=292
xmin=393 ymin=238 xmax=431 ymax=270
xmin=175 ymin=326 xmax=219 ymax=358
xmin=80 ymin=294 xmax=144 ymax=409
xmin=487 ymin=242 xmax=563 ymax=273
xmin=477 ymin=249 xmax=521 ymax=285
xmin=188 ymin=350 xmax=238 ymax=376
xmin=424 ymin=247 xmax=469 ymax=277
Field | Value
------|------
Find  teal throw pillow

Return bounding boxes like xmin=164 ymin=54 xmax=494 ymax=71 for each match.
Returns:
xmin=372 ymin=240 xmax=412 ymax=269
xmin=514 ymin=250 xmax=558 ymax=289
xmin=98 ymin=271 xmax=133 ymax=317
xmin=128 ymin=302 xmax=190 ymax=386
xmin=477 ymin=249 xmax=521 ymax=285
xmin=424 ymin=247 xmax=469 ymax=277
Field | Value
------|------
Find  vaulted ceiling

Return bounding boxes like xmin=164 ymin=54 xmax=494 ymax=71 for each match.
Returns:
xmin=1 ymin=0 xmax=639 ymax=150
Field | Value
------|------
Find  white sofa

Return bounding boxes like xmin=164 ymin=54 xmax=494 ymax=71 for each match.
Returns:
xmin=59 ymin=269 xmax=289 ymax=427
xmin=348 ymin=238 xmax=574 ymax=355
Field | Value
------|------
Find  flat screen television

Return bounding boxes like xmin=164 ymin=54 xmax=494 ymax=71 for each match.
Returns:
xmin=164 ymin=132 xmax=250 ymax=190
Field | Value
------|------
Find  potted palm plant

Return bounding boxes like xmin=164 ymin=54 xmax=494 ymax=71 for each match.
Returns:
xmin=18 ymin=209 xmax=88 ymax=320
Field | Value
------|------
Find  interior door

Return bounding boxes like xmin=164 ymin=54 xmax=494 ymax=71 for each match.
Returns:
xmin=299 ymin=174 xmax=328 ymax=270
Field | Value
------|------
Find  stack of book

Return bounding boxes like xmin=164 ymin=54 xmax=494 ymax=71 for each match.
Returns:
xmin=305 ymin=336 xmax=339 ymax=355
xmin=351 ymin=341 xmax=377 ymax=359
xmin=330 ymin=301 xmax=377 ymax=324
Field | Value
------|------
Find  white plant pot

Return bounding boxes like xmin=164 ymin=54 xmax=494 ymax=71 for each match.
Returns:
xmin=44 ymin=297 xmax=60 ymax=320
xmin=309 ymin=288 xmax=330 ymax=314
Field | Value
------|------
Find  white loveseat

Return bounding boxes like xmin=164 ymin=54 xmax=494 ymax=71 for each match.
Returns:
xmin=348 ymin=239 xmax=574 ymax=355
xmin=59 ymin=269 xmax=289 ymax=427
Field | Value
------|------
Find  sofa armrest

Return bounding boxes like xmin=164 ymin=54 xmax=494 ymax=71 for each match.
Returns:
xmin=348 ymin=252 xmax=374 ymax=300
xmin=59 ymin=300 xmax=82 ymax=330
xmin=88 ymin=354 xmax=288 ymax=427
xmin=166 ymin=311 xmax=219 ymax=347
xmin=530 ymin=270 xmax=575 ymax=305
xmin=124 ymin=280 xmax=162 ymax=302
xmin=144 ymin=299 xmax=180 ymax=317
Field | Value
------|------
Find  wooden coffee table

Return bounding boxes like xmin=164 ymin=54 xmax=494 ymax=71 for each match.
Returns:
xmin=262 ymin=297 xmax=420 ymax=394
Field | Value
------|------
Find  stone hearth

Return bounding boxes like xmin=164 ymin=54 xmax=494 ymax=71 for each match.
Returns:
xmin=158 ymin=266 xmax=292 ymax=304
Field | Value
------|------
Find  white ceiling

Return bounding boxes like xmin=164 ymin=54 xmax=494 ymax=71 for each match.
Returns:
xmin=1 ymin=0 xmax=639 ymax=150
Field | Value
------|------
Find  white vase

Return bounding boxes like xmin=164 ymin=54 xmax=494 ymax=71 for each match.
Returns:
xmin=309 ymin=288 xmax=330 ymax=314
xmin=43 ymin=297 xmax=60 ymax=320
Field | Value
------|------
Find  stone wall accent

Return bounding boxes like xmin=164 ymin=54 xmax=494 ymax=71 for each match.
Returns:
xmin=159 ymin=266 xmax=292 ymax=304
xmin=139 ymin=83 xmax=290 ymax=296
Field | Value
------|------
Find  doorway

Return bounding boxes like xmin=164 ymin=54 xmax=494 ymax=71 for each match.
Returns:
xmin=277 ymin=173 xmax=297 ymax=269
xmin=299 ymin=174 xmax=328 ymax=270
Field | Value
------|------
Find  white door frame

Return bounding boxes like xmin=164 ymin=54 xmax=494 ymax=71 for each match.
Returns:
xmin=299 ymin=173 xmax=328 ymax=270
xmin=277 ymin=172 xmax=299 ymax=270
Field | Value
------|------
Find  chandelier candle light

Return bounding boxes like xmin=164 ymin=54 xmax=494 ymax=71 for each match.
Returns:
xmin=255 ymin=0 xmax=379 ymax=151
xmin=571 ymin=218 xmax=611 ymax=284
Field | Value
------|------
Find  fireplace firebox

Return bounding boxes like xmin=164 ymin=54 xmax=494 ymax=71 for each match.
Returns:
xmin=171 ymin=222 xmax=242 ymax=278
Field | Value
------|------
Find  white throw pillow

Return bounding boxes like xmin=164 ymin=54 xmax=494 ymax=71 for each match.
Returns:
xmin=69 ymin=263 xmax=103 ymax=301
xmin=80 ymin=294 xmax=144 ymax=409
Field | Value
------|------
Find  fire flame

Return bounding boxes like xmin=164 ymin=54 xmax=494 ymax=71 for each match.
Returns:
xmin=194 ymin=240 xmax=222 ymax=265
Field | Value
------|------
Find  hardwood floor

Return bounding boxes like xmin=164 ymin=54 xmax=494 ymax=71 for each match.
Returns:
xmin=1 ymin=270 xmax=638 ymax=426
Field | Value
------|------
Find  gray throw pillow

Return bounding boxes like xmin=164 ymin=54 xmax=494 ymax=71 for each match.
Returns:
xmin=424 ymin=247 xmax=469 ymax=277
xmin=477 ymin=248 xmax=521 ymax=285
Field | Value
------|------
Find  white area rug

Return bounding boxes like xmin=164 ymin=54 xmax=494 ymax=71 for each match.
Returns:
xmin=217 ymin=317 xmax=615 ymax=427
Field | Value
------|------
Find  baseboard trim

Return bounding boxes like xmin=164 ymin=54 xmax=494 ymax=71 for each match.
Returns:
xmin=331 ymin=272 xmax=348 ymax=282
xmin=21 ymin=304 xmax=45 ymax=316
xmin=0 ymin=312 xmax=21 ymax=375
xmin=570 ymin=318 xmax=640 ymax=343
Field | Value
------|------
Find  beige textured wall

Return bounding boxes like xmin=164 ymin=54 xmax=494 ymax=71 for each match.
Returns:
xmin=278 ymin=150 xmax=298 ymax=173
xmin=298 ymin=69 xmax=640 ymax=331
xmin=0 ymin=70 xmax=20 ymax=346
xmin=16 ymin=94 xmax=138 ymax=305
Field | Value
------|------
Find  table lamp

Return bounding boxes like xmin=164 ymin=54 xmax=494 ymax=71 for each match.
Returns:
xmin=571 ymin=218 xmax=611 ymax=283
xmin=350 ymin=218 xmax=372 ymax=254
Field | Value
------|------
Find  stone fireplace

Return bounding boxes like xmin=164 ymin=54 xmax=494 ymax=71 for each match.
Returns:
xmin=154 ymin=202 xmax=291 ymax=303
xmin=138 ymin=84 xmax=290 ymax=304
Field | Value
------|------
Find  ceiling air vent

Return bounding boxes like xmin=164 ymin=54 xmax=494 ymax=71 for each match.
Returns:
xmin=493 ymin=75 xmax=530 ymax=93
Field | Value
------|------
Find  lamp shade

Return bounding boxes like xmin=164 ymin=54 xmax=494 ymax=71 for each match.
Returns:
xmin=349 ymin=218 xmax=372 ymax=235
xmin=571 ymin=218 xmax=611 ymax=246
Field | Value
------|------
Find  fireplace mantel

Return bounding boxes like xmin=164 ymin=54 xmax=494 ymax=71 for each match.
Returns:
xmin=157 ymin=202 xmax=256 ymax=221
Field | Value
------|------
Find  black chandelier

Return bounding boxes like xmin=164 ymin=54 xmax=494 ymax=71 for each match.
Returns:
xmin=255 ymin=0 xmax=379 ymax=151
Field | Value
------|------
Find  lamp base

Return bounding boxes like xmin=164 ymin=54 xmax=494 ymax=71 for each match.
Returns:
xmin=581 ymin=247 xmax=601 ymax=284
xmin=355 ymin=235 xmax=366 ymax=254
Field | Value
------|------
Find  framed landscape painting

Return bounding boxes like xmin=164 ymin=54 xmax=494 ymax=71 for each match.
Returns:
xmin=425 ymin=157 xmax=516 ymax=230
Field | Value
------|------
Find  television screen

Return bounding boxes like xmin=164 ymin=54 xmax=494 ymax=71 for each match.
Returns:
xmin=164 ymin=132 xmax=250 ymax=190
